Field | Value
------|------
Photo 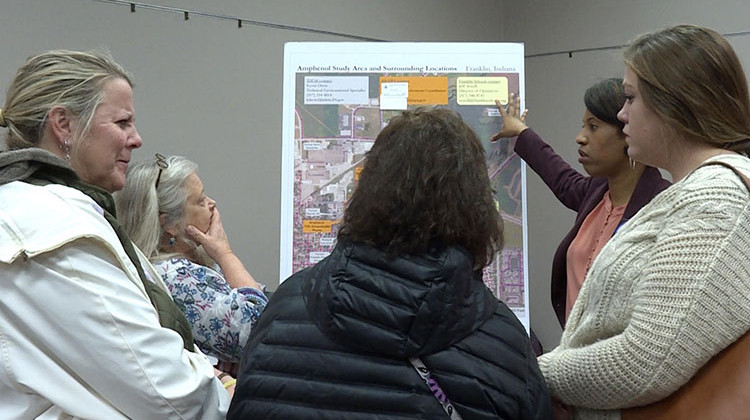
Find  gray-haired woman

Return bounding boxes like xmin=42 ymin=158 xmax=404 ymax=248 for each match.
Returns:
xmin=115 ymin=154 xmax=268 ymax=375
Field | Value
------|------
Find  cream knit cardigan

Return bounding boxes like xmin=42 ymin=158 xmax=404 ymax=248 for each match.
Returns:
xmin=538 ymin=154 xmax=750 ymax=420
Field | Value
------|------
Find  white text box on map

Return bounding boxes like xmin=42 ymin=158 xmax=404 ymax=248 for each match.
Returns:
xmin=305 ymin=76 xmax=369 ymax=105
xmin=309 ymin=251 xmax=331 ymax=264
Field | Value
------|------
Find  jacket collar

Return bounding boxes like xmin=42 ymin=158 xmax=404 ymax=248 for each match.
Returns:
xmin=0 ymin=147 xmax=116 ymax=216
xmin=0 ymin=147 xmax=72 ymax=185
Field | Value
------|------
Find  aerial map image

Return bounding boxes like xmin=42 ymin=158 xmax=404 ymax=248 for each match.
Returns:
xmin=287 ymin=69 xmax=527 ymax=319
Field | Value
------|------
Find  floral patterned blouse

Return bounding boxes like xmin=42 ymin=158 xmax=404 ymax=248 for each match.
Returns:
xmin=154 ymin=257 xmax=268 ymax=363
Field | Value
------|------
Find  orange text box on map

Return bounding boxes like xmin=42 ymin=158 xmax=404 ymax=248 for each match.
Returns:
xmin=303 ymin=220 xmax=335 ymax=233
xmin=380 ymin=76 xmax=448 ymax=105
xmin=457 ymin=77 xmax=508 ymax=105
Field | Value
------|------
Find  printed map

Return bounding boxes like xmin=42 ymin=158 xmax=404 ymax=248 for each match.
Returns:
xmin=288 ymin=71 xmax=527 ymax=317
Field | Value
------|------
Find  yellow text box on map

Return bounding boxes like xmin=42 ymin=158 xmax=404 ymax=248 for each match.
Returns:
xmin=303 ymin=220 xmax=335 ymax=233
xmin=457 ymin=77 xmax=508 ymax=105
xmin=380 ymin=76 xmax=448 ymax=105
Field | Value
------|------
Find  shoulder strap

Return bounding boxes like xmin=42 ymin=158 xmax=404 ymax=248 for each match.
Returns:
xmin=700 ymin=160 xmax=750 ymax=192
xmin=409 ymin=357 xmax=463 ymax=419
xmin=623 ymin=331 xmax=750 ymax=419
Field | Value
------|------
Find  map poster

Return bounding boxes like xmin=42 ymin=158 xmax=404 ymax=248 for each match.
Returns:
xmin=280 ymin=42 xmax=529 ymax=329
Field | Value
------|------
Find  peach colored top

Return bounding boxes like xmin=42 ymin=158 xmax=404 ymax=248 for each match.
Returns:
xmin=564 ymin=192 xmax=626 ymax=321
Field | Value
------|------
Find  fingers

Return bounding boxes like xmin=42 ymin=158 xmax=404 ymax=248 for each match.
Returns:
xmin=507 ymin=93 xmax=515 ymax=115
xmin=497 ymin=97 xmax=513 ymax=116
xmin=495 ymin=99 xmax=506 ymax=116
xmin=492 ymin=93 xmax=525 ymax=142
xmin=497 ymin=93 xmax=522 ymax=117
xmin=185 ymin=225 xmax=205 ymax=244
xmin=208 ymin=209 xmax=226 ymax=236
xmin=510 ymin=93 xmax=521 ymax=115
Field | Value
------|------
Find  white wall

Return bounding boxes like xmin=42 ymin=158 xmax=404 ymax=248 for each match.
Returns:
xmin=503 ymin=0 xmax=750 ymax=350
xmin=2 ymin=0 xmax=749 ymax=353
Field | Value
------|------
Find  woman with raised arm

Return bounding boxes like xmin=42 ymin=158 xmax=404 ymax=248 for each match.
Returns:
xmin=494 ymin=80 xmax=670 ymax=329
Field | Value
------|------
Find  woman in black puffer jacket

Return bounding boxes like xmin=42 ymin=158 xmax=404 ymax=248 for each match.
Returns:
xmin=228 ymin=107 xmax=553 ymax=420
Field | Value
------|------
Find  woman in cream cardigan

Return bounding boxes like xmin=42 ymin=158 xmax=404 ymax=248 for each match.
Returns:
xmin=538 ymin=24 xmax=750 ymax=419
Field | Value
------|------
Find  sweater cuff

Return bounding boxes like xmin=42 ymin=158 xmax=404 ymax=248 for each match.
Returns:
xmin=536 ymin=349 xmax=554 ymax=377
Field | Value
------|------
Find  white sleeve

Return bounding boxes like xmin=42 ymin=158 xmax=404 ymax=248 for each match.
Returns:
xmin=1 ymin=237 xmax=229 ymax=419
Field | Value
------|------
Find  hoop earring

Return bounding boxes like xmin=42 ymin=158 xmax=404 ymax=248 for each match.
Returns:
xmin=629 ymin=158 xmax=636 ymax=170
xmin=60 ymin=139 xmax=71 ymax=161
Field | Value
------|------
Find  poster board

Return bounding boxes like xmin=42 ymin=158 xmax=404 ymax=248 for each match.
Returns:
xmin=280 ymin=42 xmax=529 ymax=329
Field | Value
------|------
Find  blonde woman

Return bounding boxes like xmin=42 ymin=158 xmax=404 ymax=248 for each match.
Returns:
xmin=0 ymin=50 xmax=228 ymax=418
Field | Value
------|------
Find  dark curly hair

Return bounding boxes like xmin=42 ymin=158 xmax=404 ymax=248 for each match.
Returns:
xmin=338 ymin=107 xmax=503 ymax=268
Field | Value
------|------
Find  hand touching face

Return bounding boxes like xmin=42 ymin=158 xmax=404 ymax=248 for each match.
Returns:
xmin=182 ymin=172 xmax=216 ymax=234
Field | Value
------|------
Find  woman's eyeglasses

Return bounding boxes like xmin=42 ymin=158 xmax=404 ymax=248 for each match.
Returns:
xmin=155 ymin=153 xmax=168 ymax=188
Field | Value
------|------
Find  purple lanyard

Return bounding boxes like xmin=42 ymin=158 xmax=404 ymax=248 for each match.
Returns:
xmin=409 ymin=357 xmax=463 ymax=419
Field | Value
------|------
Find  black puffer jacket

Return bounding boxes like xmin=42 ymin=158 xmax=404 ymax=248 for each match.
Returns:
xmin=228 ymin=242 xmax=552 ymax=419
